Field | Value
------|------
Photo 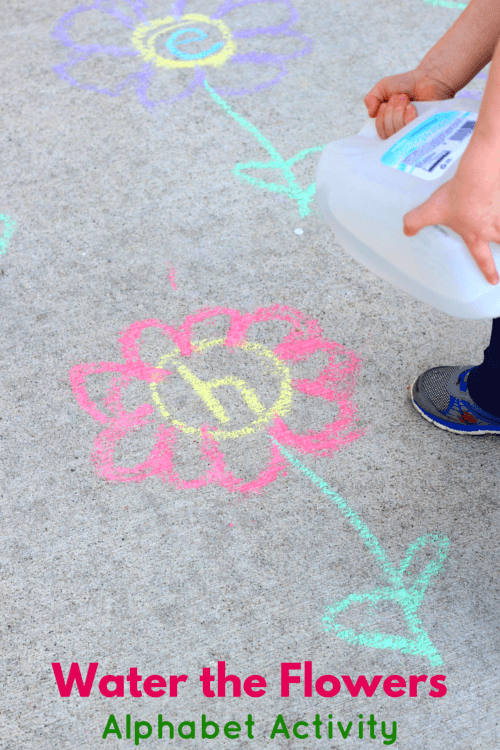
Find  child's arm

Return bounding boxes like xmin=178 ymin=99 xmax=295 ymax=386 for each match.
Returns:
xmin=365 ymin=0 xmax=500 ymax=139
xmin=403 ymin=35 xmax=500 ymax=285
xmin=418 ymin=0 xmax=500 ymax=95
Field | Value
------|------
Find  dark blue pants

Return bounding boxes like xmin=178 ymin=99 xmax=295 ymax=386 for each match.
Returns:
xmin=467 ymin=318 xmax=500 ymax=417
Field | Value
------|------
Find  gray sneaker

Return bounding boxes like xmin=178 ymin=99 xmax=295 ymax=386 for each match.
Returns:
xmin=411 ymin=365 xmax=500 ymax=434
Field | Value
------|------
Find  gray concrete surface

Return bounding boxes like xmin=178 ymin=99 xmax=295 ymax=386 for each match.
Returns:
xmin=1 ymin=0 xmax=499 ymax=747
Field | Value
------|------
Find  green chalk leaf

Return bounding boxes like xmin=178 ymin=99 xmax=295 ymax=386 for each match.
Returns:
xmin=203 ymin=80 xmax=324 ymax=218
xmin=234 ymin=147 xmax=325 ymax=218
xmin=322 ymin=534 xmax=450 ymax=667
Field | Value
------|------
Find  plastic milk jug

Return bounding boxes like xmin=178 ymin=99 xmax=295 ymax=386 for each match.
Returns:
xmin=316 ymin=97 xmax=500 ymax=319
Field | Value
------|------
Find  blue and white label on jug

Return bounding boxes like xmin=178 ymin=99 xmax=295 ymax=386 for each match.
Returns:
xmin=381 ymin=111 xmax=477 ymax=180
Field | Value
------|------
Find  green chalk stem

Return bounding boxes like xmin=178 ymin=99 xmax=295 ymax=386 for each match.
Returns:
xmin=272 ymin=438 xmax=450 ymax=667
xmin=0 ymin=214 xmax=16 ymax=254
xmin=423 ymin=0 xmax=467 ymax=8
xmin=204 ymin=81 xmax=324 ymax=217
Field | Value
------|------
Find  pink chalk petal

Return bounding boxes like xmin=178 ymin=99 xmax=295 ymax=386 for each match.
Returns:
xmin=179 ymin=307 xmax=235 ymax=344
xmin=70 ymin=362 xmax=132 ymax=424
xmin=229 ymin=439 xmax=287 ymax=493
xmin=270 ymin=339 xmax=364 ymax=456
xmin=92 ymin=420 xmax=176 ymax=483
xmin=69 ymin=361 xmax=158 ymax=424
xmin=172 ymin=426 xmax=287 ymax=494
xmin=118 ymin=318 xmax=192 ymax=367
xmin=291 ymin=342 xmax=363 ymax=401
xmin=224 ymin=304 xmax=321 ymax=348
xmin=269 ymin=416 xmax=364 ymax=457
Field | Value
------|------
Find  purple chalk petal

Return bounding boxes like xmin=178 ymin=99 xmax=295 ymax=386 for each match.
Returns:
xmin=171 ymin=0 xmax=189 ymax=19
xmin=232 ymin=30 xmax=312 ymax=63
xmin=212 ymin=0 xmax=299 ymax=30
xmin=53 ymin=48 xmax=142 ymax=96
xmin=209 ymin=59 xmax=288 ymax=97
xmin=52 ymin=0 xmax=148 ymax=53
xmin=135 ymin=64 xmax=206 ymax=108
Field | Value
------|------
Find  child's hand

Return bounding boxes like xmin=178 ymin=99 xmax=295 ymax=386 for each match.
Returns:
xmin=364 ymin=69 xmax=455 ymax=139
xmin=403 ymin=138 xmax=500 ymax=285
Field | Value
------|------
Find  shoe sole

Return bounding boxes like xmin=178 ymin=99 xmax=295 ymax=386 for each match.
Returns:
xmin=410 ymin=377 xmax=500 ymax=435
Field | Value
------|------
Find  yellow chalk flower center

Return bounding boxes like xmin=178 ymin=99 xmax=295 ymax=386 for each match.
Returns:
xmin=132 ymin=14 xmax=236 ymax=69
xmin=150 ymin=339 xmax=293 ymax=441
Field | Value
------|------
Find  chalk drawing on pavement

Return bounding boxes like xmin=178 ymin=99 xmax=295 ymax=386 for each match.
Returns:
xmin=53 ymin=0 xmax=313 ymax=102
xmin=274 ymin=440 xmax=449 ymax=667
xmin=52 ymin=1 xmax=323 ymax=216
xmin=53 ymin=1 xmax=455 ymax=666
xmin=150 ymin=338 xmax=294 ymax=441
xmin=70 ymin=302 xmax=449 ymax=664
xmin=168 ymin=264 xmax=177 ymax=290
xmin=423 ymin=0 xmax=466 ymax=8
xmin=0 ymin=214 xmax=16 ymax=255
xmin=131 ymin=15 xmax=235 ymax=70
xmin=69 ymin=305 xmax=364 ymax=491
xmin=205 ymin=82 xmax=324 ymax=217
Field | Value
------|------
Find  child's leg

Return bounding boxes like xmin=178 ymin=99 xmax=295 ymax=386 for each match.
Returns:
xmin=467 ymin=318 xmax=500 ymax=417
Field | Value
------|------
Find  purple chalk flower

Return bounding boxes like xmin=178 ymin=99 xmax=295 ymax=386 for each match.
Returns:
xmin=52 ymin=0 xmax=312 ymax=107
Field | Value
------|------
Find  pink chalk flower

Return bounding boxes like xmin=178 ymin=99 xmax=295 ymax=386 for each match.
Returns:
xmin=70 ymin=306 xmax=364 ymax=494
